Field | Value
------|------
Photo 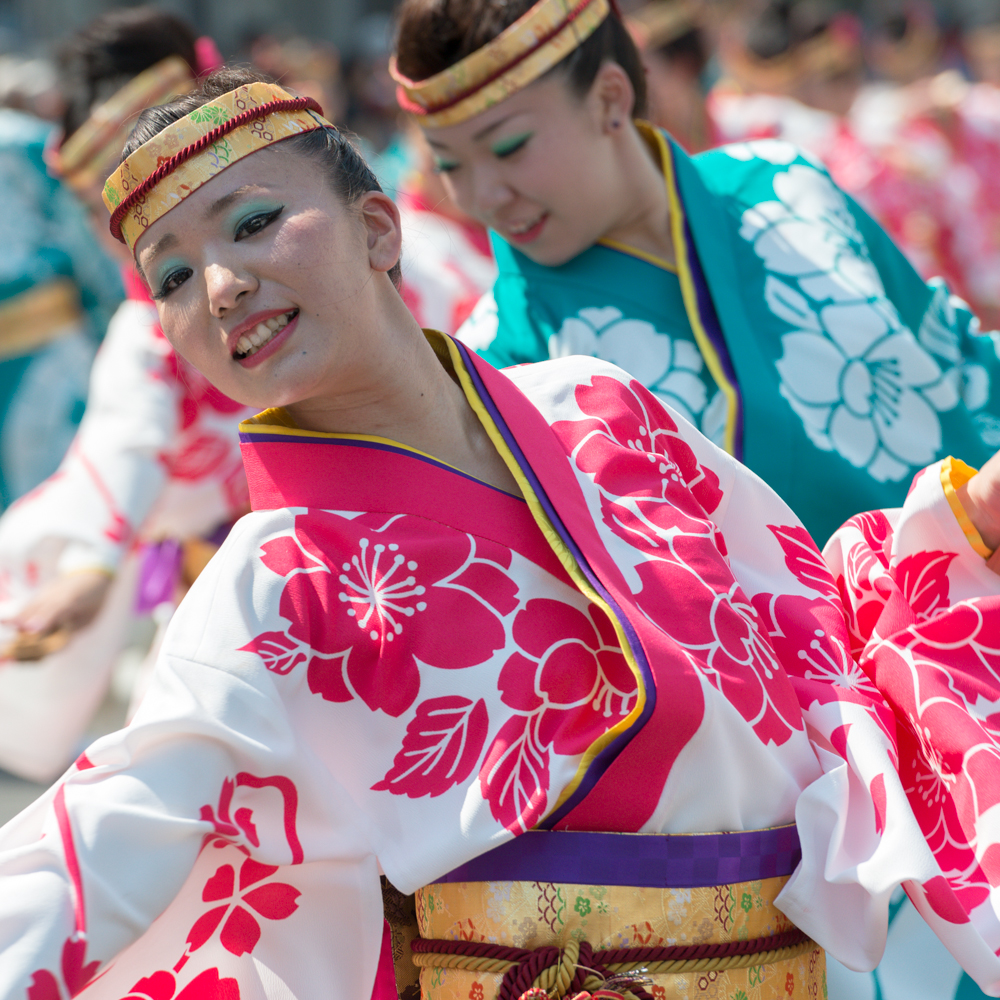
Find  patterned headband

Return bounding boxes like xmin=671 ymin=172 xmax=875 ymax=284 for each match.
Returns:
xmin=390 ymin=0 xmax=611 ymax=128
xmin=51 ymin=55 xmax=195 ymax=195
xmin=103 ymin=81 xmax=333 ymax=252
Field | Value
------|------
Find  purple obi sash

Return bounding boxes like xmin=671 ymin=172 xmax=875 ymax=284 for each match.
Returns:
xmin=438 ymin=826 xmax=801 ymax=888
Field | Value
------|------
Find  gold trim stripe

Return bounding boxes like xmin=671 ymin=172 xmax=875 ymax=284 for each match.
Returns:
xmin=0 ymin=278 xmax=83 ymax=361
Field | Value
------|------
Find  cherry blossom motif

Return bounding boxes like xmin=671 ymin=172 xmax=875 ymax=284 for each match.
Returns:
xmin=480 ymin=599 xmax=637 ymax=831
xmin=26 ymin=937 xmax=100 ymax=1000
xmin=180 ymin=858 xmax=300 ymax=965
xmin=244 ymin=511 xmax=515 ymax=718
xmin=740 ymin=164 xmax=963 ymax=482
xmin=118 ymin=968 xmax=240 ymax=1000
xmin=723 ymin=138 xmax=802 ymax=165
xmin=548 ymin=307 xmax=710 ymax=432
xmin=552 ymin=375 xmax=724 ymax=550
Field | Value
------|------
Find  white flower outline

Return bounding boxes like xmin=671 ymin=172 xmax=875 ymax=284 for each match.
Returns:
xmin=548 ymin=306 xmax=721 ymax=441
xmin=741 ymin=165 xmax=965 ymax=482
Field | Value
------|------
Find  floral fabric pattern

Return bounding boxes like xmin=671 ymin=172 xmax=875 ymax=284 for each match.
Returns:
xmin=739 ymin=164 xmax=968 ymax=483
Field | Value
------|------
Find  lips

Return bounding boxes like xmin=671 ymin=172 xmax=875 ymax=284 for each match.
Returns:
xmin=504 ymin=212 xmax=548 ymax=245
xmin=233 ymin=309 xmax=299 ymax=359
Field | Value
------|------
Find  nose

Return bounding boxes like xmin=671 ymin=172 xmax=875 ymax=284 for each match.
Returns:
xmin=205 ymin=261 xmax=257 ymax=318
xmin=467 ymin=163 xmax=515 ymax=223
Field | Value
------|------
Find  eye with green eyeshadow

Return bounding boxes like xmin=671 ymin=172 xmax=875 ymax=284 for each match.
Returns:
xmin=232 ymin=203 xmax=284 ymax=241
xmin=151 ymin=258 xmax=192 ymax=300
xmin=491 ymin=131 xmax=533 ymax=159
xmin=434 ymin=158 xmax=460 ymax=174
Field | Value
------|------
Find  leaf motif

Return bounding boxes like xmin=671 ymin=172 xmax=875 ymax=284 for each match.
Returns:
xmin=896 ymin=550 xmax=956 ymax=619
xmin=478 ymin=714 xmax=549 ymax=833
xmin=372 ymin=696 xmax=489 ymax=798
xmin=768 ymin=524 xmax=839 ymax=599
xmin=238 ymin=631 xmax=306 ymax=675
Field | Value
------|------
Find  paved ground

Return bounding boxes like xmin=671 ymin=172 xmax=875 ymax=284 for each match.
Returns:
xmin=0 ymin=690 xmax=128 ymax=827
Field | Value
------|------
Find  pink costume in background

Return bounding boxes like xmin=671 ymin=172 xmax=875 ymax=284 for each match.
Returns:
xmin=0 ymin=271 xmax=254 ymax=781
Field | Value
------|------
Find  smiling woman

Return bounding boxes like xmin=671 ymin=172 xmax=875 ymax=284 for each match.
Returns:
xmin=4 ymin=65 xmax=1000 ymax=1000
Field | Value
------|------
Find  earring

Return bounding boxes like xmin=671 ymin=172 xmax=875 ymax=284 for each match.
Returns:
xmin=611 ymin=119 xmax=621 ymax=128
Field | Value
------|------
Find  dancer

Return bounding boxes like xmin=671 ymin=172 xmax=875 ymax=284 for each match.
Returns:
xmin=2 ymin=68 xmax=1000 ymax=1000
xmin=0 ymin=9 xmax=253 ymax=783
xmin=393 ymin=0 xmax=1000 ymax=546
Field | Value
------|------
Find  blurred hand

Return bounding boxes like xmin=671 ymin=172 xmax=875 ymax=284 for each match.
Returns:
xmin=5 ymin=569 xmax=113 ymax=639
xmin=958 ymin=451 xmax=1000 ymax=574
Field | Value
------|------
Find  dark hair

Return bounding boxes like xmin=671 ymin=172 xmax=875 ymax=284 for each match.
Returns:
xmin=58 ymin=6 xmax=198 ymax=140
xmin=121 ymin=67 xmax=402 ymax=288
xmin=655 ymin=27 xmax=708 ymax=77
xmin=394 ymin=0 xmax=648 ymax=118
xmin=745 ymin=0 xmax=840 ymax=60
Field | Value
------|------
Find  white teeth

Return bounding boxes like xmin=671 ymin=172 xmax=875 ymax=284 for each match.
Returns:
xmin=234 ymin=311 xmax=297 ymax=359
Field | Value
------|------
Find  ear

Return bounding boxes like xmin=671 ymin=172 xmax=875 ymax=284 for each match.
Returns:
xmin=591 ymin=61 xmax=636 ymax=134
xmin=359 ymin=190 xmax=403 ymax=275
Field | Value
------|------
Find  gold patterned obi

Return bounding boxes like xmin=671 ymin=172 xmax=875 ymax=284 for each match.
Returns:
xmin=399 ymin=828 xmax=824 ymax=1000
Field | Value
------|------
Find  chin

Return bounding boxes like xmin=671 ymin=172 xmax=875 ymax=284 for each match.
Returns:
xmin=517 ymin=235 xmax=589 ymax=268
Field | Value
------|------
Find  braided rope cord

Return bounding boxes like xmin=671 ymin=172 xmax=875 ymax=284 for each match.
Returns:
xmin=109 ymin=95 xmax=323 ymax=240
xmin=410 ymin=929 xmax=815 ymax=1000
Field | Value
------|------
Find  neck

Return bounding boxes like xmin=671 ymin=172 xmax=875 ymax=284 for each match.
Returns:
xmin=599 ymin=122 xmax=674 ymax=265
xmin=283 ymin=290 xmax=521 ymax=496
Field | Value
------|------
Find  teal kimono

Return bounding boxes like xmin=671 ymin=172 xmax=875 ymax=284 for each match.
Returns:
xmin=0 ymin=110 xmax=122 ymax=508
xmin=465 ymin=128 xmax=999 ymax=544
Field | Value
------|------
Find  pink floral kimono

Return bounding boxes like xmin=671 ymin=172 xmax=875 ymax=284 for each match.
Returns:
xmin=1 ymin=333 xmax=999 ymax=1000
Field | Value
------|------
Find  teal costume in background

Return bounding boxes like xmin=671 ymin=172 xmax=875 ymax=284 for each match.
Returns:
xmin=465 ymin=129 xmax=1000 ymax=544
xmin=0 ymin=109 xmax=122 ymax=509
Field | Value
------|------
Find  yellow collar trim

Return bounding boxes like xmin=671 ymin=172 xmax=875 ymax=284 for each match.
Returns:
xmin=598 ymin=236 xmax=678 ymax=273
xmin=390 ymin=0 xmax=610 ymax=128
xmin=103 ymin=82 xmax=333 ymax=252
xmin=640 ymin=121 xmax=740 ymax=456
xmin=53 ymin=56 xmax=194 ymax=195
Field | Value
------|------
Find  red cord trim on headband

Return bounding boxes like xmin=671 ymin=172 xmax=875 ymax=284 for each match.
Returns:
xmin=396 ymin=0 xmax=605 ymax=117
xmin=109 ymin=95 xmax=323 ymax=242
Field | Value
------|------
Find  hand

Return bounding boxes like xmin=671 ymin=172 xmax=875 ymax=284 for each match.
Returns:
xmin=5 ymin=569 xmax=114 ymax=639
xmin=958 ymin=451 xmax=1000 ymax=573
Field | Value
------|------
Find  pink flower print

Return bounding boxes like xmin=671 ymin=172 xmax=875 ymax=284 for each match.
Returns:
xmin=250 ymin=511 xmax=515 ymax=718
xmin=632 ymin=542 xmax=803 ymax=746
xmin=183 ymin=858 xmax=300 ymax=961
xmin=119 ymin=969 xmax=241 ymax=1000
xmin=26 ymin=936 xmax=100 ymax=1000
xmin=479 ymin=599 xmax=637 ymax=832
xmin=499 ymin=599 xmax=637 ymax=756
xmin=552 ymin=375 xmax=724 ymax=516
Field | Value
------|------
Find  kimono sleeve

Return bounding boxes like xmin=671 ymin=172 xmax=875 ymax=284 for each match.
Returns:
xmin=0 ymin=514 xmax=384 ymax=1000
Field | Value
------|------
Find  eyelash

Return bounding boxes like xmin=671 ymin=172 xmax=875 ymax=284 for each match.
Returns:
xmin=435 ymin=161 xmax=459 ymax=174
xmin=151 ymin=267 xmax=192 ymax=300
xmin=494 ymin=135 xmax=531 ymax=159
xmin=235 ymin=206 xmax=284 ymax=240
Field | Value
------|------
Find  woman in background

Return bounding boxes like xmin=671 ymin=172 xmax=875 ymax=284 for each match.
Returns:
xmin=0 ymin=8 xmax=254 ymax=783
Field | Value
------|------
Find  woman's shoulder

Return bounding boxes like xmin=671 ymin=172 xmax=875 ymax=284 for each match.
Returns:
xmin=692 ymin=138 xmax=834 ymax=201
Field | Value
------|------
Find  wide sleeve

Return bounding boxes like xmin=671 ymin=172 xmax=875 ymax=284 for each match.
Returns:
xmin=0 ymin=514 xmax=384 ymax=1000
xmin=775 ymin=457 xmax=1000 ymax=991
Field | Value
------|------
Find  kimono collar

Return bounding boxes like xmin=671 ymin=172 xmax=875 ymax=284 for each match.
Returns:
xmin=102 ymin=81 xmax=334 ymax=252
xmin=389 ymin=0 xmax=611 ymax=128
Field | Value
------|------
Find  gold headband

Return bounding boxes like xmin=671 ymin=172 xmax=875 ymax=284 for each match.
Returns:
xmin=103 ymin=82 xmax=332 ymax=252
xmin=390 ymin=0 xmax=611 ymax=128
xmin=52 ymin=55 xmax=195 ymax=195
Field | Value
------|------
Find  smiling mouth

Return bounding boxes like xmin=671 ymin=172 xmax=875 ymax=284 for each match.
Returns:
xmin=507 ymin=214 xmax=545 ymax=236
xmin=233 ymin=309 xmax=299 ymax=359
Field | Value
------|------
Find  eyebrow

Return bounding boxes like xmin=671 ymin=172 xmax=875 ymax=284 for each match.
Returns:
xmin=206 ymin=184 xmax=262 ymax=218
xmin=142 ymin=231 xmax=178 ymax=262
